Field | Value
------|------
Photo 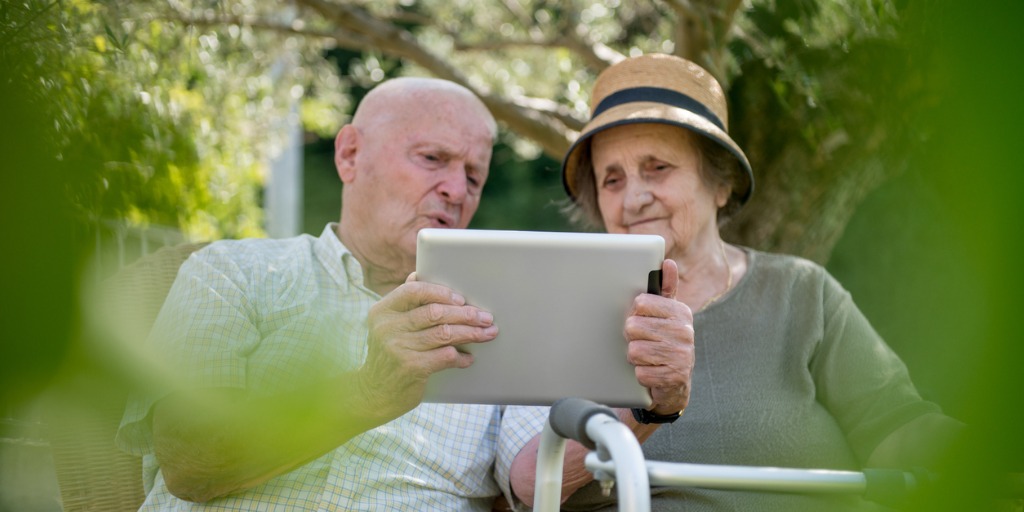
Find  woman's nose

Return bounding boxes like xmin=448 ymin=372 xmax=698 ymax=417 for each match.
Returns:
xmin=623 ymin=182 xmax=654 ymax=211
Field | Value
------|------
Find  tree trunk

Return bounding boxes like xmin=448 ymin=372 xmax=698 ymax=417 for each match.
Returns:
xmin=723 ymin=141 xmax=900 ymax=264
xmin=718 ymin=45 xmax=917 ymax=264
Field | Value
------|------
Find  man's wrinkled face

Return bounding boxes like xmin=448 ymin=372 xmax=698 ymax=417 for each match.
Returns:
xmin=349 ymin=96 xmax=493 ymax=260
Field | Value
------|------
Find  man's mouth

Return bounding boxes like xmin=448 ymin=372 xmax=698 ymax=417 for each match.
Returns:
xmin=427 ymin=213 xmax=456 ymax=228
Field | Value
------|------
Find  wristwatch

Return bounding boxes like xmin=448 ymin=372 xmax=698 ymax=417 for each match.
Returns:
xmin=631 ymin=407 xmax=683 ymax=424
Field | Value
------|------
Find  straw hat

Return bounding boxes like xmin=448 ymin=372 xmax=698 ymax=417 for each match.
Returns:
xmin=562 ymin=53 xmax=754 ymax=206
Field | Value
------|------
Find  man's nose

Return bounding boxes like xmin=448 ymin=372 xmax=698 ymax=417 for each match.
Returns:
xmin=437 ymin=168 xmax=468 ymax=204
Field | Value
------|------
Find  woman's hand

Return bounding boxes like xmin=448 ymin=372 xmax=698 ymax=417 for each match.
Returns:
xmin=625 ymin=259 xmax=694 ymax=415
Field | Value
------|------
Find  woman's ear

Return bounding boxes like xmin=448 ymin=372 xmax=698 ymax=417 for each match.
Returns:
xmin=715 ymin=182 xmax=732 ymax=208
xmin=334 ymin=124 xmax=360 ymax=184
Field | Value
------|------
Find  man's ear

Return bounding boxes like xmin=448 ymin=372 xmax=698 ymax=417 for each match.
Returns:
xmin=335 ymin=124 xmax=359 ymax=184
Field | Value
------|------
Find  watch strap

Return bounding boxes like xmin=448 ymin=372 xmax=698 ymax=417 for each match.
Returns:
xmin=631 ymin=407 xmax=683 ymax=424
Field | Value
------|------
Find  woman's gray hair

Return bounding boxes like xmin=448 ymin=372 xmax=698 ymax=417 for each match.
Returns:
xmin=563 ymin=127 xmax=749 ymax=230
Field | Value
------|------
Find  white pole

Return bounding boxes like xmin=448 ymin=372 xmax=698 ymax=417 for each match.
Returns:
xmin=585 ymin=457 xmax=869 ymax=494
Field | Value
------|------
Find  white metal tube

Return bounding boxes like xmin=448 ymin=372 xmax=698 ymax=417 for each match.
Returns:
xmin=584 ymin=415 xmax=651 ymax=512
xmin=534 ymin=420 xmax=569 ymax=511
xmin=585 ymin=455 xmax=867 ymax=494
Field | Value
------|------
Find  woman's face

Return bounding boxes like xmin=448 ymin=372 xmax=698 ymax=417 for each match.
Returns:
xmin=591 ymin=123 xmax=728 ymax=259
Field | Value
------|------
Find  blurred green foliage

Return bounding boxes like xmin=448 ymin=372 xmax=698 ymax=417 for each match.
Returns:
xmin=0 ymin=43 xmax=82 ymax=409
xmin=2 ymin=0 xmax=351 ymax=241
xmin=828 ymin=0 xmax=1024 ymax=508
xmin=2 ymin=1 xmax=1020 ymax=509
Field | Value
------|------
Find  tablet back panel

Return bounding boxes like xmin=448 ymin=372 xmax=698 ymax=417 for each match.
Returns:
xmin=416 ymin=229 xmax=663 ymax=408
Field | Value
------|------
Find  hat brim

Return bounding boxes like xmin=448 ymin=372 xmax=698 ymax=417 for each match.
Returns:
xmin=562 ymin=101 xmax=753 ymax=206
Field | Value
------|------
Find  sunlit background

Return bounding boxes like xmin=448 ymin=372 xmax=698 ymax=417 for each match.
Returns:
xmin=2 ymin=1 xmax=1020 ymax=510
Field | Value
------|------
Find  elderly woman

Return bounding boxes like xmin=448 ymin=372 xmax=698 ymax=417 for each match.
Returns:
xmin=496 ymin=54 xmax=963 ymax=511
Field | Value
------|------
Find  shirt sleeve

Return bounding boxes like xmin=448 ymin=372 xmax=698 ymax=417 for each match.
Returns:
xmin=496 ymin=405 xmax=550 ymax=510
xmin=116 ymin=243 xmax=262 ymax=456
xmin=810 ymin=271 xmax=942 ymax=464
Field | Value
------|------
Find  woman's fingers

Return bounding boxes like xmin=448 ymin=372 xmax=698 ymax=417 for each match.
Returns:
xmin=660 ymin=259 xmax=679 ymax=300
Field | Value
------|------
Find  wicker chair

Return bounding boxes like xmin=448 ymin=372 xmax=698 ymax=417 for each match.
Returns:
xmin=47 ymin=242 xmax=207 ymax=512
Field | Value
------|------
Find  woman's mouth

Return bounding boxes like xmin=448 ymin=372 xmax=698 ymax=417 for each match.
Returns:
xmin=626 ymin=218 xmax=662 ymax=229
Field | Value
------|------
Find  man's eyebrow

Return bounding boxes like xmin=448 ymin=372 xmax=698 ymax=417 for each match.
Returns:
xmin=412 ymin=142 xmax=443 ymax=152
xmin=468 ymin=163 xmax=489 ymax=177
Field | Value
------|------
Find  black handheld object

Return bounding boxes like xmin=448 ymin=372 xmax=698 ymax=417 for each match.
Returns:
xmin=647 ymin=269 xmax=662 ymax=295
xmin=549 ymin=398 xmax=618 ymax=450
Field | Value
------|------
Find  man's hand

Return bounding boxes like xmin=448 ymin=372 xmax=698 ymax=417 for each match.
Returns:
xmin=357 ymin=274 xmax=499 ymax=422
xmin=154 ymin=275 xmax=498 ymax=502
xmin=625 ymin=259 xmax=694 ymax=415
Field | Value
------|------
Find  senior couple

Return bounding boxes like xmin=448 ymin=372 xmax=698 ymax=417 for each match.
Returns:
xmin=118 ymin=54 xmax=961 ymax=511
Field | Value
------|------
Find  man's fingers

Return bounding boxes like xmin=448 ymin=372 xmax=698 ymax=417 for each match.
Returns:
xmin=427 ymin=323 xmax=499 ymax=348
xmin=399 ymin=303 xmax=494 ymax=333
xmin=405 ymin=330 xmax=493 ymax=375
xmin=423 ymin=345 xmax=476 ymax=372
xmin=382 ymin=281 xmax=467 ymax=312
xmin=385 ymin=321 xmax=498 ymax=354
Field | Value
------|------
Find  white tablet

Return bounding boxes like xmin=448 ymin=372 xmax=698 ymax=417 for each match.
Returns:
xmin=416 ymin=228 xmax=664 ymax=408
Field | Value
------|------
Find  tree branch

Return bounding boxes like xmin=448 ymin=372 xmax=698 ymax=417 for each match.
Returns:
xmin=158 ymin=10 xmax=361 ymax=46
xmin=293 ymin=0 xmax=576 ymax=158
xmin=510 ymin=95 xmax=586 ymax=132
xmin=663 ymin=0 xmax=698 ymax=20
xmin=498 ymin=0 xmax=535 ymax=27
xmin=453 ymin=36 xmax=561 ymax=52
xmin=558 ymin=29 xmax=622 ymax=71
xmin=451 ymin=33 xmax=620 ymax=74
xmin=450 ymin=5 xmax=619 ymax=72
xmin=558 ymin=5 xmax=622 ymax=71
xmin=665 ymin=0 xmax=707 ymax=61
xmin=665 ymin=0 xmax=733 ymax=82
xmin=717 ymin=0 xmax=745 ymax=36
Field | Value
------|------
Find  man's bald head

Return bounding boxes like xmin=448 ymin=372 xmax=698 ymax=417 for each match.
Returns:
xmin=332 ymin=77 xmax=497 ymax=292
xmin=352 ymin=77 xmax=497 ymax=141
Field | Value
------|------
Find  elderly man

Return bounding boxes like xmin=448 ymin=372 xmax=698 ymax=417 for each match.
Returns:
xmin=117 ymin=77 xmax=518 ymax=510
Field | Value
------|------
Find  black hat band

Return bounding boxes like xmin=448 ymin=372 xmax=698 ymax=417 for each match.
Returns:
xmin=590 ymin=86 xmax=725 ymax=132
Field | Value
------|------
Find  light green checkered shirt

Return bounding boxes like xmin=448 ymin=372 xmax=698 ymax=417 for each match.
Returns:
xmin=118 ymin=224 xmax=531 ymax=511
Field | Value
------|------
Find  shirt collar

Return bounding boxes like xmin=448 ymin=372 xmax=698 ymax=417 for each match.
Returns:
xmin=313 ymin=222 xmax=371 ymax=294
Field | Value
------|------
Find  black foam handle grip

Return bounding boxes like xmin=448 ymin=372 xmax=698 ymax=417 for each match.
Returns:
xmin=548 ymin=398 xmax=618 ymax=450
